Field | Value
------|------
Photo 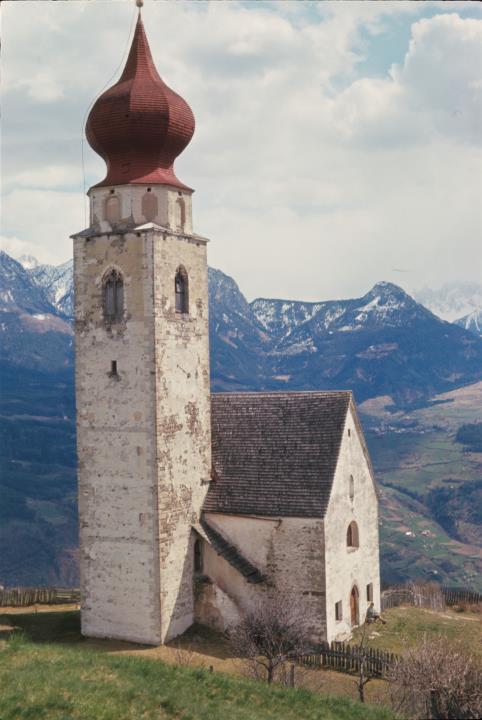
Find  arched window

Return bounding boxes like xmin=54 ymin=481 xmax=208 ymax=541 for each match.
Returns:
xmin=350 ymin=585 xmax=359 ymax=626
xmin=175 ymin=266 xmax=189 ymax=314
xmin=142 ymin=189 xmax=158 ymax=221
xmin=105 ymin=195 xmax=121 ymax=223
xmin=194 ymin=539 xmax=203 ymax=574
xmin=349 ymin=474 xmax=354 ymax=501
xmin=103 ymin=269 xmax=124 ymax=324
xmin=346 ymin=520 xmax=359 ymax=549
xmin=175 ymin=196 xmax=186 ymax=231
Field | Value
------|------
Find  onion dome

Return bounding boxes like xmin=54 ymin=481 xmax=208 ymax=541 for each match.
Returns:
xmin=86 ymin=13 xmax=195 ymax=190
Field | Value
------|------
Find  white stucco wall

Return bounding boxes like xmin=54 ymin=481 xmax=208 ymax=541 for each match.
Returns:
xmin=201 ymin=513 xmax=328 ymax=642
xmin=152 ymin=231 xmax=211 ymax=642
xmin=75 ymin=231 xmax=162 ymax=644
xmin=324 ymin=403 xmax=380 ymax=642
xmin=75 ymin=217 xmax=211 ymax=644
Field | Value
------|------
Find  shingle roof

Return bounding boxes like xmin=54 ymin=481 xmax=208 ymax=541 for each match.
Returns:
xmin=205 ymin=391 xmax=352 ymax=518
xmin=199 ymin=518 xmax=265 ymax=584
xmin=86 ymin=14 xmax=194 ymax=190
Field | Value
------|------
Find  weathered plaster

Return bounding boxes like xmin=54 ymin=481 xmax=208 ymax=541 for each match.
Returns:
xmin=75 ymin=218 xmax=210 ymax=645
xmin=202 ymin=513 xmax=328 ymax=642
xmin=324 ymin=402 xmax=381 ymax=642
xmin=88 ymin=185 xmax=193 ymax=236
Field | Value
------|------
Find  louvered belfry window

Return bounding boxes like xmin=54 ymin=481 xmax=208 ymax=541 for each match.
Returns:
xmin=103 ymin=269 xmax=124 ymax=323
xmin=175 ymin=266 xmax=189 ymax=314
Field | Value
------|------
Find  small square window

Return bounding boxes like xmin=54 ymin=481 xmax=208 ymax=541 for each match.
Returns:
xmin=367 ymin=583 xmax=373 ymax=602
xmin=335 ymin=600 xmax=342 ymax=621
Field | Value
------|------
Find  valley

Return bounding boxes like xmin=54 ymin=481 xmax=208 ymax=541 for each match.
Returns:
xmin=361 ymin=382 xmax=482 ymax=591
xmin=0 ymin=250 xmax=481 ymax=590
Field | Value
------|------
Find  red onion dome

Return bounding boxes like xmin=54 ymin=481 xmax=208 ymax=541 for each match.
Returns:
xmin=86 ymin=14 xmax=195 ymax=190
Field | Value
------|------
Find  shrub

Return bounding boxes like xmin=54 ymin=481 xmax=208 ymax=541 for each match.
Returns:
xmin=230 ymin=596 xmax=312 ymax=684
xmin=387 ymin=634 xmax=482 ymax=719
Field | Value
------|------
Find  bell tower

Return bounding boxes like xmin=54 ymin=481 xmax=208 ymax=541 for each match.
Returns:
xmin=72 ymin=6 xmax=211 ymax=644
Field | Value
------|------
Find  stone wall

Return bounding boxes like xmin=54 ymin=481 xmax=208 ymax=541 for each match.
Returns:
xmin=324 ymin=402 xmax=381 ymax=642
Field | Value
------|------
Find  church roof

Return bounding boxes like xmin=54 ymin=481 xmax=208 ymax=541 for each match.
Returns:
xmin=86 ymin=12 xmax=195 ymax=190
xmin=205 ymin=391 xmax=352 ymax=519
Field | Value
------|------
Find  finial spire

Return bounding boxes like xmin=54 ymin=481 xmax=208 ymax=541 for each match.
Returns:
xmin=85 ymin=2 xmax=195 ymax=190
xmin=136 ymin=0 xmax=143 ymax=9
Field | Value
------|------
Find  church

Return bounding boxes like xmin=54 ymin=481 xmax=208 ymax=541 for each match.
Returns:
xmin=72 ymin=6 xmax=380 ymax=647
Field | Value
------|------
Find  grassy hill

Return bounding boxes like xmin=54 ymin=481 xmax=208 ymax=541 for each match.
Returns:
xmin=2 ymin=602 xmax=481 ymax=720
xmin=0 ymin=636 xmax=395 ymax=720
xmin=351 ymin=605 xmax=482 ymax=657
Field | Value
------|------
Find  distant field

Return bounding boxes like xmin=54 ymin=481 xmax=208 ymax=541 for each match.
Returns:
xmin=379 ymin=485 xmax=481 ymax=591
xmin=361 ymin=382 xmax=482 ymax=591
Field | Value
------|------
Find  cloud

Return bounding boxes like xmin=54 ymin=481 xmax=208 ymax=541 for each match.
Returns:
xmin=397 ymin=14 xmax=482 ymax=141
xmin=1 ymin=1 xmax=481 ymax=300
xmin=1 ymin=190 xmax=85 ymax=266
xmin=329 ymin=13 xmax=482 ymax=147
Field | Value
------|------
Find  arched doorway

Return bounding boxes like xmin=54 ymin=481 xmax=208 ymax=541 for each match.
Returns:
xmin=350 ymin=585 xmax=359 ymax=626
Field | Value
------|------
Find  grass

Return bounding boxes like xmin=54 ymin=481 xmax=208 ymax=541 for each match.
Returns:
xmin=0 ymin=634 xmax=397 ymax=720
xmin=0 ymin=609 xmax=392 ymax=710
xmin=351 ymin=606 xmax=482 ymax=657
xmin=3 ymin=602 xmax=481 ymax=719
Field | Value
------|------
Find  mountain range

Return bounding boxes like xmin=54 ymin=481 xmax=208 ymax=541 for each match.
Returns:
xmin=413 ymin=282 xmax=482 ymax=326
xmin=2 ymin=250 xmax=482 ymax=405
xmin=1 ymin=248 xmax=482 ymax=587
xmin=455 ymin=308 xmax=482 ymax=338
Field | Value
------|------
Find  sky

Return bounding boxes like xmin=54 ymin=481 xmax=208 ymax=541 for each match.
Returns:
xmin=1 ymin=0 xmax=481 ymax=302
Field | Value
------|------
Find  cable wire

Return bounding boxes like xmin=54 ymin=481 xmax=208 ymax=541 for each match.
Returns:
xmin=80 ymin=5 xmax=139 ymax=227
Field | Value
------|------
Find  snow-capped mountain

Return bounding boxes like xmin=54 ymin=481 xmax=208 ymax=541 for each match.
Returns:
xmin=0 ymin=251 xmax=72 ymax=371
xmin=252 ymin=282 xmax=439 ymax=353
xmin=0 ymin=251 xmax=51 ymax=315
xmin=2 ymin=250 xmax=482 ymax=405
xmin=18 ymin=255 xmax=74 ymax=318
xmin=413 ymin=282 xmax=482 ymax=322
xmin=242 ymin=280 xmax=482 ymax=405
xmin=17 ymin=254 xmax=39 ymax=270
xmin=455 ymin=308 xmax=482 ymax=338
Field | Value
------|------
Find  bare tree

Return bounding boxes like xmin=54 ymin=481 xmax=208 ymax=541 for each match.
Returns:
xmin=171 ymin=640 xmax=204 ymax=669
xmin=387 ymin=635 xmax=482 ymax=719
xmin=354 ymin=621 xmax=373 ymax=703
xmin=230 ymin=596 xmax=313 ymax=684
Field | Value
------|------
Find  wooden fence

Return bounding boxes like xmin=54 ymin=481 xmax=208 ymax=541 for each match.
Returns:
xmin=0 ymin=587 xmax=80 ymax=608
xmin=294 ymin=641 xmax=397 ymax=678
xmin=381 ymin=582 xmax=446 ymax=611
xmin=442 ymin=586 xmax=482 ymax=606
xmin=381 ymin=582 xmax=482 ymax=612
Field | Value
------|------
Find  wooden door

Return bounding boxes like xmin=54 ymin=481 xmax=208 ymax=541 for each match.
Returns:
xmin=350 ymin=586 xmax=359 ymax=626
